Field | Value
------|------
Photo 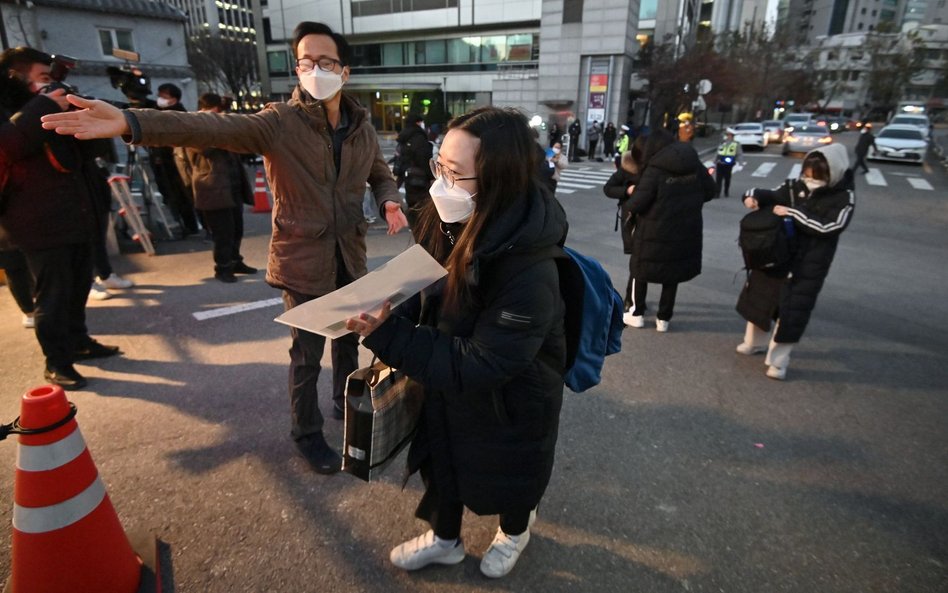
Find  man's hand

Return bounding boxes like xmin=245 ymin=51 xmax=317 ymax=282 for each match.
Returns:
xmin=42 ymin=88 xmax=70 ymax=112
xmin=743 ymin=195 xmax=759 ymax=210
xmin=772 ymin=205 xmax=789 ymax=216
xmin=383 ymin=201 xmax=408 ymax=235
xmin=40 ymin=95 xmax=129 ymax=139
xmin=626 ymin=184 xmax=636 ymax=196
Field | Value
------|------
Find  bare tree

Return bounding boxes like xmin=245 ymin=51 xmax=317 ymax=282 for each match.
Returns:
xmin=186 ymin=35 xmax=258 ymax=109
xmin=864 ymin=25 xmax=925 ymax=113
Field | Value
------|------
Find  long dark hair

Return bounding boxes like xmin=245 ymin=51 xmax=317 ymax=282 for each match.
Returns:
xmin=415 ymin=106 xmax=539 ymax=311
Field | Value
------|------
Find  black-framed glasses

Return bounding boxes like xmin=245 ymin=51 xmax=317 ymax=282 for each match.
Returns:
xmin=429 ymin=159 xmax=477 ymax=189
xmin=296 ymin=57 xmax=342 ymax=73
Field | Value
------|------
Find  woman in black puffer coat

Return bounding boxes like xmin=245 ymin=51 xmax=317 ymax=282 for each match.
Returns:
xmin=622 ymin=128 xmax=715 ymax=332
xmin=346 ymin=107 xmax=567 ymax=579
xmin=737 ymin=143 xmax=855 ymax=380
xmin=603 ymin=137 xmax=644 ymax=309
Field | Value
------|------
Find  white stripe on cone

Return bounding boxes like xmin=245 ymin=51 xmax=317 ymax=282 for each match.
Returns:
xmin=13 ymin=475 xmax=106 ymax=534
xmin=16 ymin=427 xmax=86 ymax=472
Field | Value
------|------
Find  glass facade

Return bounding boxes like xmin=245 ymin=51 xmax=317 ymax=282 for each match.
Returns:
xmin=351 ymin=0 xmax=459 ymax=17
xmin=350 ymin=33 xmax=539 ymax=74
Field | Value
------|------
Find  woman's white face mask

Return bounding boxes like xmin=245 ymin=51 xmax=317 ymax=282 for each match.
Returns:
xmin=801 ymin=176 xmax=826 ymax=191
xmin=429 ymin=177 xmax=476 ymax=223
xmin=300 ymin=68 xmax=344 ymax=101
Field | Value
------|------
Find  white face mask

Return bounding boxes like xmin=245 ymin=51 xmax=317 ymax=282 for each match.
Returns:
xmin=552 ymin=147 xmax=561 ymax=155
xmin=429 ymin=176 xmax=476 ymax=223
xmin=156 ymin=97 xmax=173 ymax=108
xmin=801 ymin=176 xmax=826 ymax=191
xmin=300 ymin=68 xmax=343 ymax=101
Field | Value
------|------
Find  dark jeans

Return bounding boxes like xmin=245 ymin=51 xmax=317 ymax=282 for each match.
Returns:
xmin=568 ymin=135 xmax=579 ymax=161
xmin=24 ymin=244 xmax=93 ymax=370
xmin=282 ymin=250 xmax=359 ymax=440
xmin=630 ymin=277 xmax=678 ymax=321
xmin=201 ymin=206 xmax=244 ymax=274
xmin=0 ymin=249 xmax=35 ymax=314
xmin=418 ymin=462 xmax=533 ymax=540
xmin=715 ymin=164 xmax=733 ymax=198
xmin=854 ymin=154 xmax=870 ymax=173
xmin=92 ymin=206 xmax=113 ymax=280
xmin=588 ymin=139 xmax=598 ymax=158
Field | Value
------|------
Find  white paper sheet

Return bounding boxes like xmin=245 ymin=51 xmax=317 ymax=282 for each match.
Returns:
xmin=274 ymin=244 xmax=447 ymax=339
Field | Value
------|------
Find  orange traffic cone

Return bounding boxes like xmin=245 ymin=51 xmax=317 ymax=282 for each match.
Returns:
xmin=252 ymin=169 xmax=272 ymax=213
xmin=5 ymin=385 xmax=159 ymax=593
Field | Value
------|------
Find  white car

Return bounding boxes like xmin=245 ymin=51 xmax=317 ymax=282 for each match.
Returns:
xmin=868 ymin=124 xmax=929 ymax=164
xmin=731 ymin=122 xmax=768 ymax=149
xmin=887 ymin=114 xmax=932 ymax=141
xmin=761 ymin=120 xmax=784 ymax=142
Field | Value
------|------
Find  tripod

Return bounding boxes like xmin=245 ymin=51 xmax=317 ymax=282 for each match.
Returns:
xmin=122 ymin=146 xmax=175 ymax=240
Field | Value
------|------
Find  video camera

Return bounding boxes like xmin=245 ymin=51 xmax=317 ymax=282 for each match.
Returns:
xmin=39 ymin=54 xmax=81 ymax=95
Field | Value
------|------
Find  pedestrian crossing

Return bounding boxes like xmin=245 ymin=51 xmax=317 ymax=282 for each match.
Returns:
xmin=704 ymin=161 xmax=934 ymax=191
xmin=555 ymin=167 xmax=615 ymax=194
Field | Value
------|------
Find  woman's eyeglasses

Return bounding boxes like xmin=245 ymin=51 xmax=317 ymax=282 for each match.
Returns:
xmin=429 ymin=159 xmax=477 ymax=189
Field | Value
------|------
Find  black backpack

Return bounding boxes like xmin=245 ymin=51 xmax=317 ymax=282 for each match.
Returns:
xmin=738 ymin=208 xmax=794 ymax=271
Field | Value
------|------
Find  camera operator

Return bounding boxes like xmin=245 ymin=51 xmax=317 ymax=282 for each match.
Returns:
xmin=146 ymin=83 xmax=199 ymax=237
xmin=0 ymin=46 xmax=122 ymax=391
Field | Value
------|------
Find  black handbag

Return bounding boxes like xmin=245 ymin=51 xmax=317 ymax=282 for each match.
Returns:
xmin=342 ymin=360 xmax=424 ymax=481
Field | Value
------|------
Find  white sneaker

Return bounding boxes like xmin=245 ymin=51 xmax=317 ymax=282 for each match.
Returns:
xmin=88 ymin=283 xmax=112 ymax=301
xmin=480 ymin=526 xmax=531 ymax=578
xmin=22 ymin=314 xmax=35 ymax=329
xmin=656 ymin=319 xmax=670 ymax=333
xmin=766 ymin=365 xmax=787 ymax=380
xmin=390 ymin=530 xmax=465 ymax=571
xmin=623 ymin=312 xmax=645 ymax=328
xmin=736 ymin=343 xmax=766 ymax=355
xmin=98 ymin=273 xmax=133 ymax=289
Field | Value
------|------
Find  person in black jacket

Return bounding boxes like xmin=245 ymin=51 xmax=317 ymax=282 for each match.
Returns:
xmin=346 ymin=107 xmax=568 ymax=579
xmin=603 ymin=122 xmax=617 ymax=158
xmin=0 ymin=47 xmax=121 ymax=390
xmin=737 ymin=143 xmax=854 ymax=380
xmin=567 ymin=118 xmax=581 ymax=162
xmin=148 ymin=83 xmax=200 ymax=237
xmin=853 ymin=123 xmax=876 ymax=174
xmin=602 ymin=139 xmax=644 ymax=308
xmin=395 ymin=113 xmax=434 ymax=237
xmin=622 ymin=129 xmax=716 ymax=332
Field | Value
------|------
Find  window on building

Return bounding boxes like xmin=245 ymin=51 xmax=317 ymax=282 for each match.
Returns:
xmin=861 ymin=7 xmax=866 ymax=14
xmin=382 ymin=43 xmax=406 ymax=66
xmin=263 ymin=17 xmax=273 ymax=44
xmin=563 ymin=0 xmax=584 ymax=23
xmin=507 ymin=34 xmax=533 ymax=61
xmin=268 ymin=50 xmax=290 ymax=75
xmin=480 ymin=36 xmax=506 ymax=62
xmin=639 ymin=0 xmax=657 ymax=20
xmin=425 ymin=39 xmax=446 ymax=64
xmin=98 ymin=28 xmax=134 ymax=57
xmin=448 ymin=38 xmax=476 ymax=63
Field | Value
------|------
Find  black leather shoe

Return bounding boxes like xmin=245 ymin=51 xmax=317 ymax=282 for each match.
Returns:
xmin=232 ymin=262 xmax=258 ymax=274
xmin=74 ymin=339 xmax=122 ymax=361
xmin=295 ymin=432 xmax=342 ymax=475
xmin=215 ymin=272 xmax=238 ymax=283
xmin=44 ymin=366 xmax=88 ymax=390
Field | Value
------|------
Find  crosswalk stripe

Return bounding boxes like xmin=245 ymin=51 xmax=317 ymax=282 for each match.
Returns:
xmin=556 ymin=188 xmax=576 ymax=194
xmin=752 ymin=162 xmax=776 ymax=177
xmin=788 ymin=164 xmax=802 ymax=179
xmin=864 ymin=169 xmax=887 ymax=186
xmin=557 ymin=180 xmax=599 ymax=189
xmin=907 ymin=177 xmax=933 ymax=190
xmin=561 ymin=171 xmax=613 ymax=180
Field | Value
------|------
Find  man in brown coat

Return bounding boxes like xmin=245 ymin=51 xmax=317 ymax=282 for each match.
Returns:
xmin=42 ymin=22 xmax=407 ymax=473
xmin=174 ymin=92 xmax=258 ymax=283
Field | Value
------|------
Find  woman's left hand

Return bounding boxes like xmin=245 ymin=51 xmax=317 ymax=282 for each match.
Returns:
xmin=345 ymin=301 xmax=392 ymax=337
xmin=773 ymin=205 xmax=789 ymax=216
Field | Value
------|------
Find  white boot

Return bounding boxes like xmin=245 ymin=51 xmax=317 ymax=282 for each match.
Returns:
xmin=736 ymin=321 xmax=769 ymax=355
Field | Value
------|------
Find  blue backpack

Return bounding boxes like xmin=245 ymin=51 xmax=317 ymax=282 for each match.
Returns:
xmin=489 ymin=245 xmax=624 ymax=392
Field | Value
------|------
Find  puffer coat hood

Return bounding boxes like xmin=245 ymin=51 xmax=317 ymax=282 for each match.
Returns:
xmin=804 ymin=143 xmax=850 ymax=187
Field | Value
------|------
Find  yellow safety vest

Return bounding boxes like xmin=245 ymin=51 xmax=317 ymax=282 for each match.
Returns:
xmin=717 ymin=141 xmax=738 ymax=157
xmin=616 ymin=135 xmax=630 ymax=153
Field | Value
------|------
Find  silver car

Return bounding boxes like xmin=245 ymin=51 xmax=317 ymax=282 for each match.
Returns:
xmin=762 ymin=120 xmax=784 ymax=143
xmin=868 ymin=124 xmax=928 ymax=164
xmin=782 ymin=124 xmax=832 ymax=156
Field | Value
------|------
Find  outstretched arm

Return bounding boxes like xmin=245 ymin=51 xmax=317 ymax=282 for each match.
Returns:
xmin=40 ymin=95 xmax=129 ymax=139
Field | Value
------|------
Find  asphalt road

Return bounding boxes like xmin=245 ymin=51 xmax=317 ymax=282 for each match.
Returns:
xmin=0 ymin=131 xmax=946 ymax=592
